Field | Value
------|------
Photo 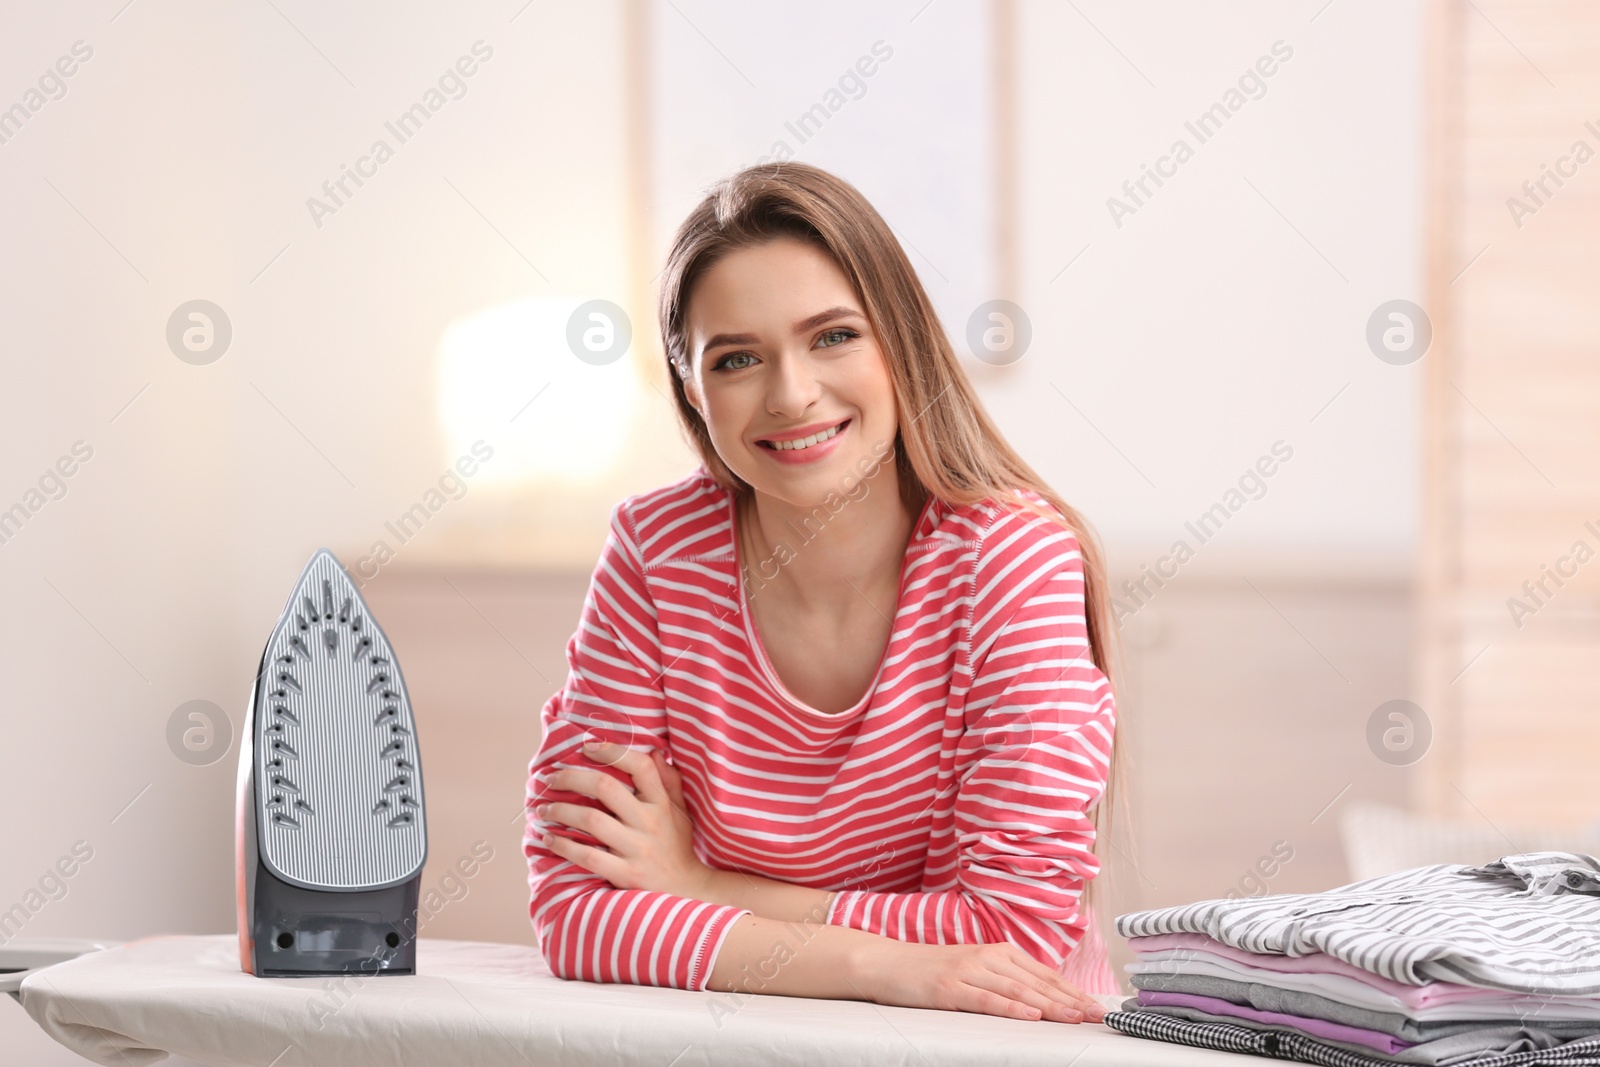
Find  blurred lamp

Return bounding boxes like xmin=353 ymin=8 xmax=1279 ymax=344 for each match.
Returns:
xmin=436 ymin=296 xmax=644 ymax=488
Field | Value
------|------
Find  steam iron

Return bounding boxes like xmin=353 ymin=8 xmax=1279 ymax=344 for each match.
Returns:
xmin=236 ymin=549 xmax=427 ymax=976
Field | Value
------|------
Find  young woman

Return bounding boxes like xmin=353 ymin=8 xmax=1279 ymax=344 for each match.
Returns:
xmin=524 ymin=161 xmax=1124 ymax=1025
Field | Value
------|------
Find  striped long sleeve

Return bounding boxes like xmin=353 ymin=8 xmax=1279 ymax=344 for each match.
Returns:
xmin=523 ymin=504 xmax=751 ymax=991
xmin=523 ymin=471 xmax=1120 ymax=996
xmin=823 ymin=525 xmax=1116 ymax=978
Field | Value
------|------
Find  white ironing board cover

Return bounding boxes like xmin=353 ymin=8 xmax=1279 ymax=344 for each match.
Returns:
xmin=19 ymin=934 xmax=1247 ymax=1066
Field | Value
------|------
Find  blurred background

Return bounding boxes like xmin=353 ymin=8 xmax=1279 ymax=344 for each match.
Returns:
xmin=3 ymin=0 xmax=1599 ymax=1061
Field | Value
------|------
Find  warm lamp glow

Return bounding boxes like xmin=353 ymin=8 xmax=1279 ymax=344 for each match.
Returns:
xmin=436 ymin=296 xmax=644 ymax=488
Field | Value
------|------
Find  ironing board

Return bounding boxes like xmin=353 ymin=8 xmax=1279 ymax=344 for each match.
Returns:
xmin=18 ymin=933 xmax=1258 ymax=1066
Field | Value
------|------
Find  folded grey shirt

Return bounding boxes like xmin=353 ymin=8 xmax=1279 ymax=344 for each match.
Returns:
xmin=1115 ymin=851 xmax=1600 ymax=995
xmin=1130 ymin=971 xmax=1600 ymax=1043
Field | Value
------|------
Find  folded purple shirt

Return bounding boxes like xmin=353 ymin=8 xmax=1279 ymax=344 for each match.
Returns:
xmin=1136 ymin=989 xmax=1416 ymax=1055
xmin=1127 ymin=931 xmax=1521 ymax=1009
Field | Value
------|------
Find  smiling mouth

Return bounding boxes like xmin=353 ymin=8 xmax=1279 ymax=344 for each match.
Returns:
xmin=758 ymin=419 xmax=851 ymax=451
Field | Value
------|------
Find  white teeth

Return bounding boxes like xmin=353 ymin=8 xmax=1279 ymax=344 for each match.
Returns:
xmin=765 ymin=421 xmax=845 ymax=451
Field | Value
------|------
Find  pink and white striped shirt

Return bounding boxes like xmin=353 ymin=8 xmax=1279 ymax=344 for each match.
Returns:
xmin=523 ymin=468 xmax=1119 ymax=994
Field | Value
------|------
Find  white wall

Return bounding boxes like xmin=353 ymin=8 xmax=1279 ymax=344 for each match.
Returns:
xmin=1013 ymin=0 xmax=1422 ymax=574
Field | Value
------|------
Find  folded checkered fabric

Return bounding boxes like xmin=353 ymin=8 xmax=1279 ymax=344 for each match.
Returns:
xmin=1102 ymin=1009 xmax=1600 ymax=1067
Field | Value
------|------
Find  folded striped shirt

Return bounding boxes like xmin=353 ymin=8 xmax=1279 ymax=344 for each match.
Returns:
xmin=1115 ymin=851 xmax=1600 ymax=995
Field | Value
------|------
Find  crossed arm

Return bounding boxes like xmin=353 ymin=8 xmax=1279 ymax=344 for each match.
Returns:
xmin=534 ymin=736 xmax=1106 ymax=1022
xmin=533 ymin=737 xmax=832 ymax=923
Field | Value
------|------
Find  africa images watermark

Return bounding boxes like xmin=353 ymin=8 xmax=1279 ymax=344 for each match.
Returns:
xmin=1107 ymin=39 xmax=1295 ymax=228
xmin=166 ymin=699 xmax=234 ymax=767
xmin=751 ymin=40 xmax=894 ymax=166
xmin=1505 ymin=519 xmax=1600 ymax=629
xmin=0 ymin=440 xmax=95 ymax=548
xmin=1505 ymin=118 xmax=1600 ymax=229
xmin=1223 ymin=839 xmax=1295 ymax=901
xmin=1367 ymin=699 xmax=1431 ymax=766
xmin=0 ymin=840 xmax=95 ymax=945
xmin=1113 ymin=440 xmax=1295 ymax=626
xmin=0 ymin=39 xmax=93 ymax=147
xmin=306 ymin=40 xmax=494 ymax=229
xmin=352 ymin=440 xmax=495 ymax=586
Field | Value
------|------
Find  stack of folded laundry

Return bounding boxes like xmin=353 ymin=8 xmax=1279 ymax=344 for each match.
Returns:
xmin=1103 ymin=851 xmax=1600 ymax=1066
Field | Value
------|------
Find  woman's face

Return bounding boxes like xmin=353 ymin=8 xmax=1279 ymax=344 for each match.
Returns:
xmin=681 ymin=235 xmax=898 ymax=504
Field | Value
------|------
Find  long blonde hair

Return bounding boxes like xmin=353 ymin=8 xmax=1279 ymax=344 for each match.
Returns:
xmin=655 ymin=160 xmax=1132 ymax=965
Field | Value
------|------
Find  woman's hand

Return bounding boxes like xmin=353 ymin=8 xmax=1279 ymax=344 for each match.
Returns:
xmin=852 ymin=937 xmax=1107 ymax=1024
xmin=535 ymin=739 xmax=714 ymax=901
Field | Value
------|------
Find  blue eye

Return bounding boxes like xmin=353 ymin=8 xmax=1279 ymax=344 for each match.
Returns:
xmin=713 ymin=352 xmax=756 ymax=371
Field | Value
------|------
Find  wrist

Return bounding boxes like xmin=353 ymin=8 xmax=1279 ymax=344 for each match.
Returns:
xmin=838 ymin=922 xmax=888 ymax=997
xmin=688 ymin=864 xmax=730 ymax=905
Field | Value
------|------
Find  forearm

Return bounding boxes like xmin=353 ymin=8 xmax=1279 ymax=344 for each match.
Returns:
xmin=698 ymin=866 xmax=835 ymax=924
xmin=830 ymin=883 xmax=1083 ymax=970
xmin=704 ymin=910 xmax=886 ymax=1000
xmin=696 ymin=868 xmax=1075 ymax=971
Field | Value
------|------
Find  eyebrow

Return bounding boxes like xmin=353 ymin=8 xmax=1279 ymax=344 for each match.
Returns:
xmin=699 ymin=305 xmax=862 ymax=355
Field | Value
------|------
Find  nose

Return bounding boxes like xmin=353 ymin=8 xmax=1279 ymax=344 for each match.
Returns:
xmin=765 ymin=348 xmax=823 ymax=418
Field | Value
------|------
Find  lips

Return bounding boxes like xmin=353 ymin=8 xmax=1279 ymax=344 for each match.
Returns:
xmin=756 ymin=418 xmax=851 ymax=450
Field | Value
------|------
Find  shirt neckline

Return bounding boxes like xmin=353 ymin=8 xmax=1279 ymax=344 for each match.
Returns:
xmin=728 ymin=488 xmax=938 ymax=722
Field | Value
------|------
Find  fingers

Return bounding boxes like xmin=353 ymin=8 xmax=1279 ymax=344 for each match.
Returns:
xmin=654 ymin=751 xmax=685 ymax=796
xmin=960 ymin=981 xmax=1054 ymax=1022
xmin=993 ymin=958 xmax=1103 ymax=1023
xmin=1000 ymin=947 xmax=1106 ymax=1021
xmin=577 ymin=736 xmax=629 ymax=768
xmin=540 ymin=824 xmax=628 ymax=886
xmin=960 ymin=966 xmax=1085 ymax=1024
xmin=651 ymin=751 xmax=681 ymax=794
xmin=954 ymin=947 xmax=1105 ymax=1024
xmin=538 ymin=800 xmax=625 ymax=848
xmin=582 ymin=741 xmax=675 ymax=807
xmin=545 ymin=765 xmax=645 ymax=823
